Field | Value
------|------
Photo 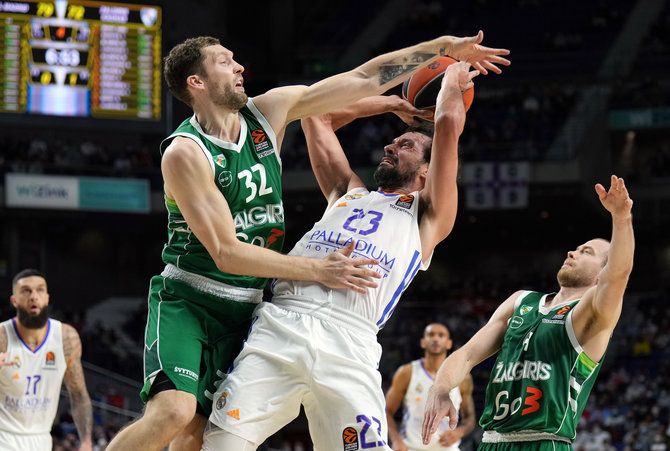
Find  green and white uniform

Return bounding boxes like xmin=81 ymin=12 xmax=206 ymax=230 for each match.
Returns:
xmin=142 ymin=99 xmax=285 ymax=415
xmin=478 ymin=291 xmax=604 ymax=450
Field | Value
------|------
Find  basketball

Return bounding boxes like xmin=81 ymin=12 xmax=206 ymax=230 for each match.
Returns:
xmin=401 ymin=56 xmax=475 ymax=121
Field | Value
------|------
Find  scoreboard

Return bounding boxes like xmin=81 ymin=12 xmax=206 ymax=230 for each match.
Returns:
xmin=0 ymin=0 xmax=161 ymax=121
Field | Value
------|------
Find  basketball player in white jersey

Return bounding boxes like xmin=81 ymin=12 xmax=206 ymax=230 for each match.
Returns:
xmin=386 ymin=323 xmax=475 ymax=450
xmin=201 ymin=61 xmax=484 ymax=450
xmin=0 ymin=269 xmax=92 ymax=451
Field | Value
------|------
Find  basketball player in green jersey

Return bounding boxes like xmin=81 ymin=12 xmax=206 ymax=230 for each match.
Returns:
xmin=422 ymin=175 xmax=634 ymax=450
xmin=107 ymin=33 xmax=511 ymax=451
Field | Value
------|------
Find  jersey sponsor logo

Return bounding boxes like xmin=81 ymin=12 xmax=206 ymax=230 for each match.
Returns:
xmin=519 ymin=306 xmax=533 ymax=315
xmin=492 ymin=360 xmax=552 ymax=383
xmin=233 ymin=203 xmax=284 ymax=231
xmin=214 ymin=154 xmax=227 ymax=168
xmin=265 ymin=228 xmax=285 ymax=248
xmin=492 ymin=386 xmax=543 ymax=421
xmin=215 ymin=391 xmax=228 ymax=410
xmin=251 ymin=129 xmax=272 ymax=154
xmin=3 ymin=395 xmax=53 ymax=413
xmin=46 ymin=351 xmax=55 ymax=366
xmin=342 ymin=427 xmax=359 ymax=450
xmin=395 ymin=194 xmax=414 ymax=209
xmin=227 ymin=408 xmax=240 ymax=420
xmin=509 ymin=316 xmax=523 ymax=329
xmin=173 ymin=366 xmax=198 ymax=381
xmin=218 ymin=170 xmax=233 ymax=188
xmin=305 ymin=230 xmax=396 ymax=276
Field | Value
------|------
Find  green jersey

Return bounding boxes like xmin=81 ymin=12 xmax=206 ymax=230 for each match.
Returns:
xmin=159 ymin=100 xmax=285 ymax=289
xmin=479 ymin=291 xmax=603 ymax=444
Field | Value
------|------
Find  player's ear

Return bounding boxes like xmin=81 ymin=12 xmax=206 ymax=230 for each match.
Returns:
xmin=186 ymin=74 xmax=204 ymax=90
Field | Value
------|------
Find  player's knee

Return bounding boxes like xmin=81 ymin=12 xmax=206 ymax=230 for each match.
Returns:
xmin=146 ymin=391 xmax=197 ymax=429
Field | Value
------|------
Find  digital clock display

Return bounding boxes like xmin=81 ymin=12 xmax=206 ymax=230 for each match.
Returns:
xmin=0 ymin=0 xmax=161 ymax=121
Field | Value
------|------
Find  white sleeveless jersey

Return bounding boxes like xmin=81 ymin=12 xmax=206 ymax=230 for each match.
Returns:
xmin=273 ymin=188 xmax=429 ymax=330
xmin=401 ymin=359 xmax=462 ymax=451
xmin=0 ymin=318 xmax=67 ymax=434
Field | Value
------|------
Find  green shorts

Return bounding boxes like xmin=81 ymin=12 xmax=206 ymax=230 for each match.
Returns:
xmin=479 ymin=440 xmax=573 ymax=451
xmin=141 ymin=275 xmax=258 ymax=415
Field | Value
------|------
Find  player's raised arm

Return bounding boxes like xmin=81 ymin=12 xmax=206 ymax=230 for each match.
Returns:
xmin=571 ymin=175 xmax=634 ymax=361
xmin=254 ymin=31 xmax=509 ymax=136
xmin=301 ymin=95 xmax=427 ymax=204
xmin=419 ymin=62 xmax=479 ymax=257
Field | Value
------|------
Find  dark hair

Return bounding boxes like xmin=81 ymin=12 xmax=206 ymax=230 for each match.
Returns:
xmin=164 ymin=36 xmax=221 ymax=106
xmin=405 ymin=123 xmax=434 ymax=163
xmin=12 ymin=269 xmax=46 ymax=289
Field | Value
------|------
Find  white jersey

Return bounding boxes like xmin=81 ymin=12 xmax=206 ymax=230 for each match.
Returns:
xmin=0 ymin=318 xmax=67 ymax=435
xmin=402 ymin=359 xmax=462 ymax=451
xmin=273 ymin=188 xmax=429 ymax=330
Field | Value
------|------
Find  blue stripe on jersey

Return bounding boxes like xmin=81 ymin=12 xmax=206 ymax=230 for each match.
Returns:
xmin=376 ymin=250 xmax=422 ymax=328
xmin=12 ymin=317 xmax=51 ymax=353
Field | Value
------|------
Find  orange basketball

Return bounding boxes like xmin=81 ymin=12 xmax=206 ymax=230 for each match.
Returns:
xmin=401 ymin=56 xmax=474 ymax=121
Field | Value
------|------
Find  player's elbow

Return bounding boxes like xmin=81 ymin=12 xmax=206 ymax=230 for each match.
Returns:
xmin=213 ymin=241 xmax=245 ymax=275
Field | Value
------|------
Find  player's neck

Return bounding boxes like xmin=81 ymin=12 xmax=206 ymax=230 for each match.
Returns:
xmin=13 ymin=318 xmax=49 ymax=350
xmin=422 ymin=354 xmax=447 ymax=375
xmin=548 ymin=286 xmax=589 ymax=307
xmin=194 ymin=106 xmax=241 ymax=143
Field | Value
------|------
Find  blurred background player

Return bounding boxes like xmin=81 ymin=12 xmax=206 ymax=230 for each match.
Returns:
xmin=0 ymin=269 xmax=92 ymax=451
xmin=386 ymin=323 xmax=475 ymax=451
xmin=422 ymin=175 xmax=635 ymax=450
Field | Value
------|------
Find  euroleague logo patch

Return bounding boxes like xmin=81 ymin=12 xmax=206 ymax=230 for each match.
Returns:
xmin=46 ymin=351 xmax=55 ymax=366
xmin=251 ymin=129 xmax=272 ymax=155
xmin=342 ymin=427 xmax=359 ymax=450
xmin=551 ymin=304 xmax=573 ymax=320
xmin=395 ymin=194 xmax=414 ymax=209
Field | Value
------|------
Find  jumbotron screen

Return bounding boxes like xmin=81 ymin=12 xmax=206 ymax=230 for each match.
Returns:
xmin=0 ymin=0 xmax=161 ymax=121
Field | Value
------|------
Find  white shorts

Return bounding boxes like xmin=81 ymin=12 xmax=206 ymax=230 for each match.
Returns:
xmin=206 ymin=301 xmax=391 ymax=450
xmin=0 ymin=429 xmax=52 ymax=450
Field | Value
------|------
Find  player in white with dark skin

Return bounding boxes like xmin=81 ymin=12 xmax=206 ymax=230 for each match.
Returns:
xmin=386 ymin=323 xmax=475 ymax=451
xmin=201 ymin=61 xmax=495 ymax=450
xmin=0 ymin=269 xmax=92 ymax=451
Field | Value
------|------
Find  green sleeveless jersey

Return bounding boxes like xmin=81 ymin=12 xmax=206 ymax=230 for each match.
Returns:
xmin=159 ymin=100 xmax=285 ymax=289
xmin=479 ymin=291 xmax=603 ymax=443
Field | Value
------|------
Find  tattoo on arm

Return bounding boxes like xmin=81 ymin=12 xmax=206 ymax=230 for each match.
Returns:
xmin=62 ymin=325 xmax=93 ymax=442
xmin=378 ymin=51 xmax=442 ymax=85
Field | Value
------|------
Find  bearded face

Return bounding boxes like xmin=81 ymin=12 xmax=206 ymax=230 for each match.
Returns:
xmin=15 ymin=303 xmax=48 ymax=329
xmin=209 ymin=79 xmax=247 ymax=111
xmin=556 ymin=266 xmax=597 ymax=288
xmin=373 ymin=158 xmax=421 ymax=192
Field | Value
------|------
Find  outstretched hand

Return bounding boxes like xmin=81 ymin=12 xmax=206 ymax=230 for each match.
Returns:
xmin=595 ymin=175 xmax=633 ymax=221
xmin=318 ymin=240 xmax=381 ymax=293
xmin=448 ymin=30 xmax=511 ymax=75
xmin=422 ymin=385 xmax=458 ymax=445
xmin=443 ymin=61 xmax=479 ymax=93
xmin=387 ymin=95 xmax=433 ymax=126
